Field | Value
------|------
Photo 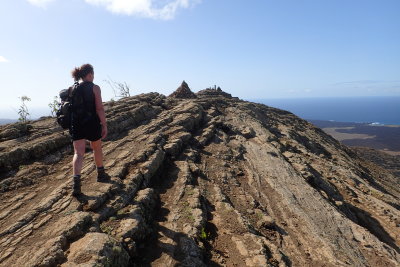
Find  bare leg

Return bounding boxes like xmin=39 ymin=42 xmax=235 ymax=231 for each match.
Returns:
xmin=73 ymin=139 xmax=86 ymax=175
xmin=90 ymin=139 xmax=103 ymax=167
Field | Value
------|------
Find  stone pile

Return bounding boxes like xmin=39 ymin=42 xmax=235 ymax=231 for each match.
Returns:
xmin=169 ymin=81 xmax=197 ymax=99
xmin=197 ymin=86 xmax=232 ymax=98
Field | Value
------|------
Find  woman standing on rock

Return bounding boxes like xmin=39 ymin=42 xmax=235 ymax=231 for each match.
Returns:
xmin=69 ymin=64 xmax=108 ymax=197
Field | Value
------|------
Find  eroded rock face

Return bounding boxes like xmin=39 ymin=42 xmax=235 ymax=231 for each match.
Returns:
xmin=65 ymin=232 xmax=129 ymax=266
xmin=0 ymin=91 xmax=399 ymax=267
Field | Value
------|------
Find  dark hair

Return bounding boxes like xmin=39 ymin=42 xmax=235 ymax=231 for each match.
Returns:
xmin=71 ymin=64 xmax=94 ymax=81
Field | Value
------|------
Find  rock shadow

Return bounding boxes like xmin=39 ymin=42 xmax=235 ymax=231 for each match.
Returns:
xmin=345 ymin=202 xmax=399 ymax=254
xmin=134 ymin=206 xmax=200 ymax=266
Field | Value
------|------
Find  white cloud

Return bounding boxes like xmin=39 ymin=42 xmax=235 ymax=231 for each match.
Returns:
xmin=85 ymin=0 xmax=200 ymax=20
xmin=27 ymin=0 xmax=200 ymax=19
xmin=0 ymin=56 xmax=9 ymax=63
xmin=27 ymin=0 xmax=55 ymax=8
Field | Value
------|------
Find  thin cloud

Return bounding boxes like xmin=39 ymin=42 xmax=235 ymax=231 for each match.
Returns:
xmin=27 ymin=0 xmax=55 ymax=7
xmin=330 ymin=80 xmax=400 ymax=94
xmin=0 ymin=56 xmax=9 ymax=63
xmin=332 ymin=80 xmax=400 ymax=86
xmin=85 ymin=0 xmax=200 ymax=20
xmin=27 ymin=0 xmax=200 ymax=19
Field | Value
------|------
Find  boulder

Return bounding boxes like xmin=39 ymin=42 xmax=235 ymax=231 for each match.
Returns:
xmin=64 ymin=232 xmax=129 ymax=267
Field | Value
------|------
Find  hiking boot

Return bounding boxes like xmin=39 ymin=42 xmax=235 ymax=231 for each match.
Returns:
xmin=97 ymin=167 xmax=109 ymax=182
xmin=72 ymin=175 xmax=81 ymax=196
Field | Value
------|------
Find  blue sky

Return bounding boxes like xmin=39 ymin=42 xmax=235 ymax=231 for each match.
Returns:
xmin=0 ymin=0 xmax=399 ymax=118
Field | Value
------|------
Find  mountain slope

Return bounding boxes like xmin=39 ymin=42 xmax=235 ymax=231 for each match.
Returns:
xmin=0 ymin=87 xmax=399 ymax=266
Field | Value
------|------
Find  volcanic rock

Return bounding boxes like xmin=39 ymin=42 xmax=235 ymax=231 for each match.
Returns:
xmin=0 ymin=91 xmax=399 ymax=266
xmin=196 ymin=86 xmax=232 ymax=98
xmin=169 ymin=80 xmax=197 ymax=99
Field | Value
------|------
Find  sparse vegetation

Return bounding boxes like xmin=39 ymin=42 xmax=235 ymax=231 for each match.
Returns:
xmin=256 ymin=210 xmax=264 ymax=220
xmin=105 ymin=78 xmax=131 ymax=98
xmin=100 ymin=223 xmax=114 ymax=235
xmin=117 ymin=209 xmax=128 ymax=216
xmin=370 ymin=189 xmax=384 ymax=199
xmin=18 ymin=96 xmax=31 ymax=123
xmin=112 ymin=245 xmax=122 ymax=254
xmin=187 ymin=214 xmax=195 ymax=222
xmin=48 ymin=96 xmax=59 ymax=117
xmin=109 ymin=98 xmax=116 ymax=107
xmin=182 ymin=201 xmax=195 ymax=222
xmin=199 ymin=226 xmax=210 ymax=240
xmin=186 ymin=188 xmax=194 ymax=196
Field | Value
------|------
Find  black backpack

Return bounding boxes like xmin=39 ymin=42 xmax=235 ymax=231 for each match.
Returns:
xmin=56 ymin=82 xmax=79 ymax=129
xmin=56 ymin=82 xmax=95 ymax=129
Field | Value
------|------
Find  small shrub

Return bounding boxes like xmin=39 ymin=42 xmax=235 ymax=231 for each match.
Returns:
xmin=117 ymin=209 xmax=127 ymax=216
xmin=188 ymin=214 xmax=195 ymax=222
xmin=48 ymin=96 xmax=59 ymax=117
xmin=186 ymin=188 xmax=194 ymax=196
xmin=18 ymin=96 xmax=31 ymax=123
xmin=112 ymin=245 xmax=122 ymax=254
xmin=199 ymin=226 xmax=209 ymax=240
xmin=100 ymin=223 xmax=114 ymax=235
xmin=105 ymin=78 xmax=131 ymax=98
xmin=109 ymin=98 xmax=116 ymax=107
xmin=256 ymin=210 xmax=264 ymax=220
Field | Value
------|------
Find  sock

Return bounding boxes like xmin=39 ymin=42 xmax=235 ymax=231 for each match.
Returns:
xmin=73 ymin=175 xmax=81 ymax=188
xmin=72 ymin=174 xmax=81 ymax=195
xmin=97 ymin=166 xmax=104 ymax=172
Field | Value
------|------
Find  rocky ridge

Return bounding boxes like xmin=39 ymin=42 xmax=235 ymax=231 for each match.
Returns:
xmin=0 ymin=85 xmax=399 ymax=266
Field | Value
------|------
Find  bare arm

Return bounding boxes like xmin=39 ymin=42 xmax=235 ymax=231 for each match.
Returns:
xmin=93 ymin=85 xmax=107 ymax=138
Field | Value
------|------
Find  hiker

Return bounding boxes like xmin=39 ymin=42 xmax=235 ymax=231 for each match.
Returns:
xmin=69 ymin=64 xmax=108 ymax=196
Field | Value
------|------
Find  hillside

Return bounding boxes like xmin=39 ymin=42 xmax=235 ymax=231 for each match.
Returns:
xmin=0 ymin=84 xmax=399 ymax=266
xmin=310 ymin=120 xmax=400 ymax=156
xmin=351 ymin=147 xmax=400 ymax=184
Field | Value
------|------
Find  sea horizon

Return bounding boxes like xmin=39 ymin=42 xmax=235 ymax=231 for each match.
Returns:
xmin=248 ymin=96 xmax=400 ymax=126
xmin=1 ymin=96 xmax=399 ymax=126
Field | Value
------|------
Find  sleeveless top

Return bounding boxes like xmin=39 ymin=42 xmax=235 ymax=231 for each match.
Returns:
xmin=71 ymin=81 xmax=98 ymax=127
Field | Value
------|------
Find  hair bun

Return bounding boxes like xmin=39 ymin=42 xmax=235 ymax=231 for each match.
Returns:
xmin=71 ymin=67 xmax=81 ymax=81
xmin=71 ymin=64 xmax=93 ymax=81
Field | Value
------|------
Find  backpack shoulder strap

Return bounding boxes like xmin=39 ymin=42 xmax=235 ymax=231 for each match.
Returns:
xmin=69 ymin=82 xmax=80 ymax=98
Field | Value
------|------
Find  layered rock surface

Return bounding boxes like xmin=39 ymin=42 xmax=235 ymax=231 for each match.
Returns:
xmin=0 ymin=89 xmax=399 ymax=266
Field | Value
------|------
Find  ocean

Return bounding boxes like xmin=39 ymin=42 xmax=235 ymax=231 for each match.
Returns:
xmin=249 ymin=96 xmax=400 ymax=125
xmin=1 ymin=96 xmax=399 ymax=126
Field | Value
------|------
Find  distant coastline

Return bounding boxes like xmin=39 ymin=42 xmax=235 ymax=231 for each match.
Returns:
xmin=310 ymin=119 xmax=400 ymax=156
xmin=249 ymin=96 xmax=400 ymax=155
xmin=250 ymin=96 xmax=400 ymax=126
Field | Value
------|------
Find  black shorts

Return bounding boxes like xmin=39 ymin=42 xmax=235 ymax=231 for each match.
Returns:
xmin=70 ymin=116 xmax=102 ymax=142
